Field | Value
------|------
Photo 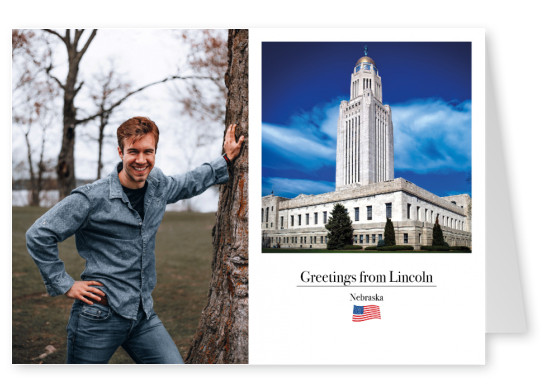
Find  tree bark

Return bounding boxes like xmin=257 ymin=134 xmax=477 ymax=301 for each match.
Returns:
xmin=186 ymin=29 xmax=248 ymax=364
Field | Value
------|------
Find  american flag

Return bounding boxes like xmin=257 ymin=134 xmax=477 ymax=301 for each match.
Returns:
xmin=352 ymin=305 xmax=381 ymax=322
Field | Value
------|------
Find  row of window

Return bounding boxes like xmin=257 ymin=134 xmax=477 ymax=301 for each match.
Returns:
xmin=289 ymin=211 xmax=328 ymax=228
xmin=272 ymin=236 xmax=327 ymax=244
xmin=354 ymin=63 xmax=378 ymax=74
xmin=405 ymin=203 xmax=464 ymax=230
xmin=271 ymin=232 xmax=409 ymax=245
xmin=261 ymin=206 xmax=274 ymax=223
xmin=269 ymin=231 xmax=469 ymax=247
xmin=353 ymin=232 xmax=414 ymax=244
xmin=353 ymin=203 xmax=392 ymax=221
xmin=266 ymin=202 xmax=464 ymax=231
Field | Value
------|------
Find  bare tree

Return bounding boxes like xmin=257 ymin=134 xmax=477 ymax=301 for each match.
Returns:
xmin=12 ymin=29 xmax=58 ymax=206
xmin=176 ymin=29 xmax=228 ymax=124
xmin=186 ymin=29 xmax=248 ymax=364
xmin=85 ymin=62 xmax=131 ymax=179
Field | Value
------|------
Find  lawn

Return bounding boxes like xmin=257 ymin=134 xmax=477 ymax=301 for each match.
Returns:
xmin=12 ymin=207 xmax=216 ymax=364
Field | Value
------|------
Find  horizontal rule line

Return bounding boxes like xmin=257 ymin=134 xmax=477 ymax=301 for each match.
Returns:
xmin=296 ymin=285 xmax=437 ymax=288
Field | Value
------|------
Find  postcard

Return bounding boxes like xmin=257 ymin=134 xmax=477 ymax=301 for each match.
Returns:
xmin=11 ymin=28 xmax=484 ymax=366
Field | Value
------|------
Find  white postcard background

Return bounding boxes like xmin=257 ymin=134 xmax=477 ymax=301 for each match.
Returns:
xmin=249 ymin=28 xmax=485 ymax=365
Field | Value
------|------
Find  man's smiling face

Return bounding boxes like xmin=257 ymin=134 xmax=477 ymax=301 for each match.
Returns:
xmin=117 ymin=132 xmax=156 ymax=189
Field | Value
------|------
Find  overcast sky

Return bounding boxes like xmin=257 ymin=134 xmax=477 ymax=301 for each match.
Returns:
xmin=262 ymin=41 xmax=472 ymax=198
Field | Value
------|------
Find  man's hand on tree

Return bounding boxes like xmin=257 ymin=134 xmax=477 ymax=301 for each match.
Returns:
xmin=223 ymin=124 xmax=245 ymax=161
xmin=65 ymin=281 xmax=105 ymax=305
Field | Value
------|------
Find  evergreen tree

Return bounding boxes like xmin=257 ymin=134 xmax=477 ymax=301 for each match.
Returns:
xmin=325 ymin=203 xmax=354 ymax=250
xmin=384 ymin=218 xmax=396 ymax=246
xmin=432 ymin=216 xmax=446 ymax=246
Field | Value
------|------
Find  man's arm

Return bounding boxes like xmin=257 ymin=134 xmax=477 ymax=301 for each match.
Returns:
xmin=25 ymin=191 xmax=104 ymax=304
xmin=165 ymin=124 xmax=244 ymax=203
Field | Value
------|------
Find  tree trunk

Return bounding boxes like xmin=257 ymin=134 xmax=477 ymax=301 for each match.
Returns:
xmin=186 ymin=29 xmax=248 ymax=364
xmin=96 ymin=111 xmax=108 ymax=180
xmin=57 ymin=59 xmax=78 ymax=198
xmin=23 ymin=128 xmax=39 ymax=206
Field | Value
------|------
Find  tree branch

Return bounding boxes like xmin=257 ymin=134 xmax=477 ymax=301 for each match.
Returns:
xmin=74 ymin=29 xmax=84 ymax=46
xmin=76 ymin=29 xmax=97 ymax=62
xmin=75 ymin=80 xmax=84 ymax=96
xmin=75 ymin=74 xmax=217 ymax=125
xmin=43 ymin=29 xmax=66 ymax=45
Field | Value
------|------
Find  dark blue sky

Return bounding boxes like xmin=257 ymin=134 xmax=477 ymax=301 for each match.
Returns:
xmin=262 ymin=41 xmax=472 ymax=198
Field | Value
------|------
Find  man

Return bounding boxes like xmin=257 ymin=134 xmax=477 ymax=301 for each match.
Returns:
xmin=26 ymin=116 xmax=244 ymax=364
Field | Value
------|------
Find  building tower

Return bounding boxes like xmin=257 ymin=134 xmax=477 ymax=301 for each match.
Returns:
xmin=335 ymin=48 xmax=394 ymax=190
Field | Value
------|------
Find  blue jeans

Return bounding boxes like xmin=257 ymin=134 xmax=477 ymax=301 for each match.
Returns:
xmin=66 ymin=301 xmax=184 ymax=364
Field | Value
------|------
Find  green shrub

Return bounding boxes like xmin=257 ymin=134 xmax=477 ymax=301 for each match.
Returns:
xmin=325 ymin=203 xmax=354 ymax=250
xmin=432 ymin=217 xmax=447 ymax=246
xmin=342 ymin=244 xmax=363 ymax=250
xmin=377 ymin=245 xmax=414 ymax=251
xmin=450 ymin=246 xmax=471 ymax=252
xmin=420 ymin=245 xmax=451 ymax=252
xmin=364 ymin=246 xmax=378 ymax=251
xmin=384 ymin=218 xmax=396 ymax=246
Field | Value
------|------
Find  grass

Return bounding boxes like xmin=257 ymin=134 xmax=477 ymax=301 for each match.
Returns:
xmin=12 ymin=207 xmax=216 ymax=364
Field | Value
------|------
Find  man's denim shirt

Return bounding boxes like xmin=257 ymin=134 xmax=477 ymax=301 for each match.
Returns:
xmin=26 ymin=157 xmax=229 ymax=320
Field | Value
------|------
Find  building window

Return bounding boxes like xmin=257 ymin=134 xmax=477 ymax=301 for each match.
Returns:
xmin=323 ymin=211 xmax=327 ymax=224
xmin=291 ymin=216 xmax=294 ymax=227
xmin=407 ymin=203 xmax=411 ymax=219
xmin=265 ymin=208 xmax=269 ymax=222
xmin=419 ymin=233 xmax=422 ymax=244
xmin=314 ymin=212 xmax=318 ymax=225
xmin=367 ymin=205 xmax=372 ymax=220
xmin=417 ymin=206 xmax=420 ymax=220
xmin=261 ymin=208 xmax=263 ymax=222
xmin=298 ymin=215 xmax=302 ymax=226
xmin=280 ymin=216 xmax=283 ymax=229
xmin=404 ymin=233 xmax=408 ymax=244
xmin=359 ymin=234 xmax=363 ymax=244
xmin=314 ymin=236 xmax=316 ymax=244
xmin=372 ymin=234 xmax=376 ymax=243
xmin=354 ymin=235 xmax=358 ymax=244
xmin=300 ymin=237 xmax=303 ymax=244
xmin=306 ymin=213 xmax=309 ymax=225
xmin=355 ymin=207 xmax=360 ymax=221
xmin=386 ymin=203 xmax=392 ymax=219
xmin=378 ymin=234 xmax=383 ymax=242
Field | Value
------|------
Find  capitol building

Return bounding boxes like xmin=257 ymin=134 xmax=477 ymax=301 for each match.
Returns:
xmin=262 ymin=52 xmax=472 ymax=250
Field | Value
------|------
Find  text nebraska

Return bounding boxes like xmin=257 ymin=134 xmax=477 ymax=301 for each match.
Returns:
xmin=350 ymin=293 xmax=383 ymax=301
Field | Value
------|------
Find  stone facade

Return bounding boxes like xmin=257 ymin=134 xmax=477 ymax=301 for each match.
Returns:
xmin=262 ymin=52 xmax=472 ymax=250
xmin=261 ymin=178 xmax=471 ymax=250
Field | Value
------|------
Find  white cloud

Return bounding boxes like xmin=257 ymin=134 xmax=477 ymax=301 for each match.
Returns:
xmin=262 ymin=98 xmax=341 ymax=170
xmin=263 ymin=177 xmax=335 ymax=197
xmin=392 ymin=99 xmax=471 ymax=173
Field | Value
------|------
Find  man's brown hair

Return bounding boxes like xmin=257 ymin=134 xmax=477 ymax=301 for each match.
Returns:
xmin=117 ymin=116 xmax=159 ymax=152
